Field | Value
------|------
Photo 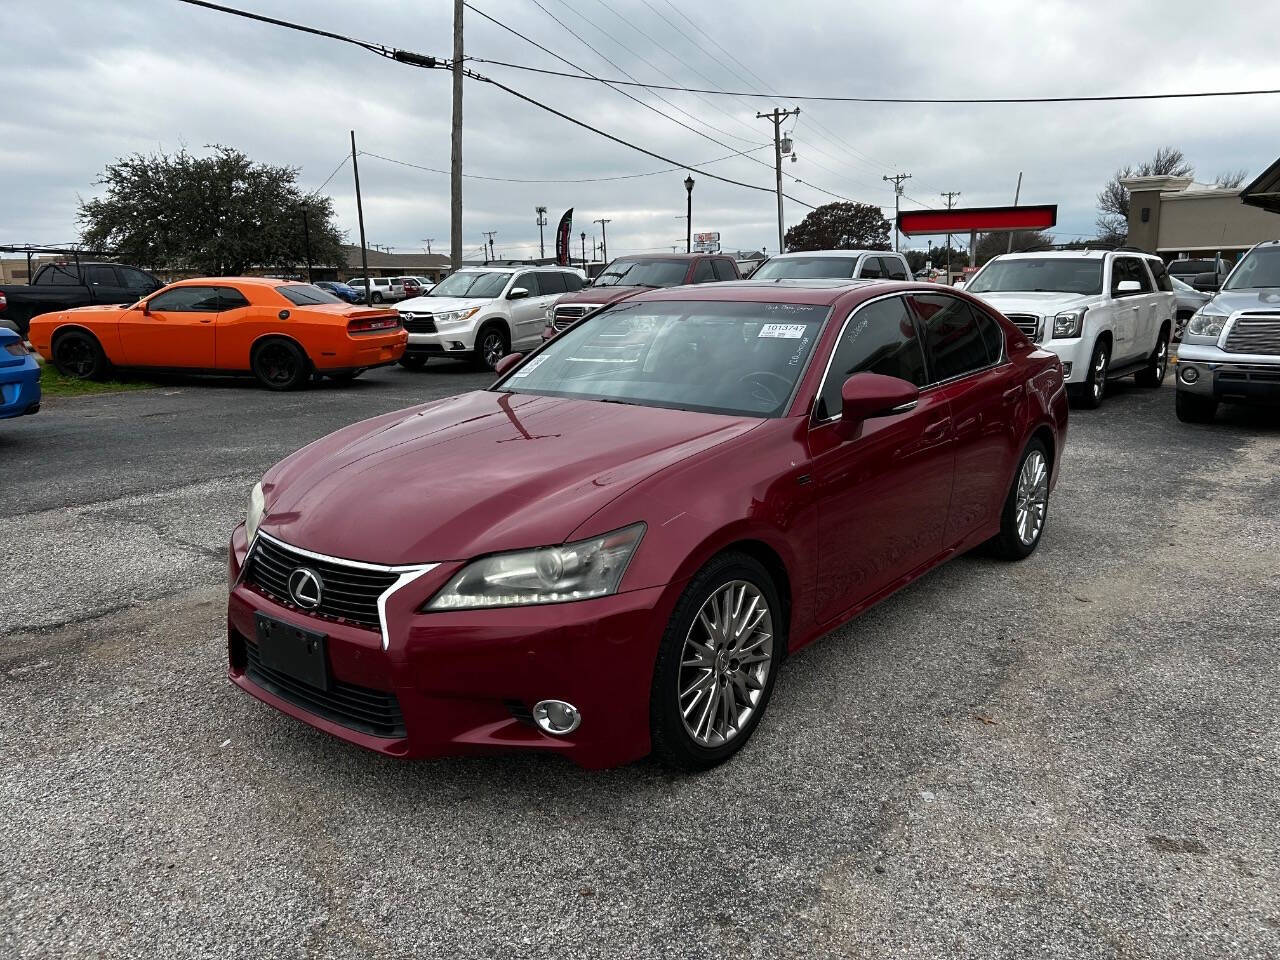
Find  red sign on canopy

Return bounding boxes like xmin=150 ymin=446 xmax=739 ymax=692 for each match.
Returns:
xmin=897 ymin=204 xmax=1057 ymax=236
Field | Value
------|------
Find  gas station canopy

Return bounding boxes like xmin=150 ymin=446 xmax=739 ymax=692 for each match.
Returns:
xmin=896 ymin=204 xmax=1058 ymax=236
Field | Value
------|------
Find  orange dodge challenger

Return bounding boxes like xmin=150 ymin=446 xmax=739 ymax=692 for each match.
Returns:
xmin=29 ymin=277 xmax=406 ymax=390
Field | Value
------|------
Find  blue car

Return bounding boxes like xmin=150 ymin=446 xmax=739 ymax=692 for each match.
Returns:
xmin=314 ymin=281 xmax=363 ymax=304
xmin=0 ymin=326 xmax=40 ymax=419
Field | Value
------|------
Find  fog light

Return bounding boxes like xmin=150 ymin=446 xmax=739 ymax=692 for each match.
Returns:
xmin=532 ymin=699 xmax=581 ymax=735
xmin=1180 ymin=366 xmax=1200 ymax=384
xmin=450 ymin=341 xmax=466 ymax=350
xmin=1061 ymin=362 xmax=1072 ymax=377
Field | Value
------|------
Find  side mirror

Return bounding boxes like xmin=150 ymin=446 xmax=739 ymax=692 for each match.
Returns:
xmin=141 ymin=299 xmax=151 ymax=314
xmin=508 ymin=287 xmax=529 ymax=300
xmin=839 ymin=373 xmax=919 ymax=433
xmin=494 ymin=352 xmax=524 ymax=376
xmin=1115 ymin=279 xmax=1142 ymax=294
xmin=1190 ymin=272 xmax=1221 ymax=292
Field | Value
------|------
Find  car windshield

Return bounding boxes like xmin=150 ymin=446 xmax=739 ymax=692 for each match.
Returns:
xmin=592 ymin=259 xmax=688 ymax=287
xmin=752 ymin=256 xmax=858 ymax=279
xmin=1223 ymin=246 xmax=1280 ymax=290
xmin=967 ymin=258 xmax=1103 ymax=295
xmin=276 ymin=284 xmax=343 ymax=305
xmin=498 ymin=299 xmax=829 ymax=417
xmin=430 ymin=271 xmax=510 ymax=298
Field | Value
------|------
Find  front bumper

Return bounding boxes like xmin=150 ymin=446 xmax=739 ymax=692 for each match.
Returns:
xmin=226 ymin=526 xmax=672 ymax=768
xmin=405 ymin=325 xmax=478 ymax=357
xmin=1174 ymin=342 xmax=1280 ymax=404
xmin=1037 ymin=337 xmax=1090 ymax=383
xmin=0 ymin=357 xmax=41 ymax=419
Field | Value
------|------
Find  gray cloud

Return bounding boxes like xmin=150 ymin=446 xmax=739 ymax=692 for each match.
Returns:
xmin=2 ymin=0 xmax=1277 ymax=261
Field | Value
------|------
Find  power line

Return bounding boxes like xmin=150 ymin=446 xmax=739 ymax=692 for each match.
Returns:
xmin=306 ymin=154 xmax=350 ymax=197
xmin=468 ymin=56 xmax=1280 ymax=104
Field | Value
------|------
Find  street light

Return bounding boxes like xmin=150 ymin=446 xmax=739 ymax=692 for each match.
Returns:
xmin=580 ymin=231 xmax=587 ymax=273
xmin=684 ymin=175 xmax=695 ymax=253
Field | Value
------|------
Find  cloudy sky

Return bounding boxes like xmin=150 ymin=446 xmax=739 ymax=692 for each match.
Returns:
xmin=4 ymin=0 xmax=1278 ymax=264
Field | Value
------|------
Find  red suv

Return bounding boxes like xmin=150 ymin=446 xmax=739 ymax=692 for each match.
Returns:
xmin=543 ymin=253 xmax=741 ymax=340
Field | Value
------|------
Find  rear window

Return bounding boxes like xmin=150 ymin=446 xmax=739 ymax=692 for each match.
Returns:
xmin=276 ymin=284 xmax=343 ymax=306
xmin=754 ymin=256 xmax=857 ymax=280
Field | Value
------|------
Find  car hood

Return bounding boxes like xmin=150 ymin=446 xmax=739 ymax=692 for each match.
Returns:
xmin=1205 ymin=289 xmax=1280 ymax=314
xmin=967 ymin=291 xmax=1096 ymax=315
xmin=54 ymin=303 xmax=136 ymax=319
xmin=397 ymin=295 xmax=491 ymax=313
xmin=555 ymin=286 xmax=651 ymax=308
xmin=259 ymin=390 xmax=760 ymax=565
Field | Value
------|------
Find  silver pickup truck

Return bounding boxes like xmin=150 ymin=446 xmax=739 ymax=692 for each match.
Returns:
xmin=1175 ymin=240 xmax=1280 ymax=423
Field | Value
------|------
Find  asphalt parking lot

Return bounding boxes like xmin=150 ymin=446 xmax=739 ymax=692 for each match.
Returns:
xmin=2 ymin=365 xmax=1278 ymax=959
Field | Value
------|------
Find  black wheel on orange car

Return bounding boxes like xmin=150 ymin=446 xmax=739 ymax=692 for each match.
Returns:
xmin=51 ymin=329 xmax=110 ymax=380
xmin=989 ymin=438 xmax=1051 ymax=560
xmin=649 ymin=551 xmax=783 ymax=771
xmin=398 ymin=354 xmax=429 ymax=370
xmin=251 ymin=337 xmax=311 ymax=391
xmin=475 ymin=323 xmax=509 ymax=371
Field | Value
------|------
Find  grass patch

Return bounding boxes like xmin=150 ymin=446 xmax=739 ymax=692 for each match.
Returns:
xmin=38 ymin=360 xmax=154 ymax=398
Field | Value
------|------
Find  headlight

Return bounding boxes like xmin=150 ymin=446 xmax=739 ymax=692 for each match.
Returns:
xmin=1186 ymin=309 xmax=1228 ymax=338
xmin=427 ymin=523 xmax=645 ymax=610
xmin=435 ymin=307 xmax=480 ymax=325
xmin=1052 ymin=308 xmax=1087 ymax=339
xmin=245 ymin=481 xmax=265 ymax=543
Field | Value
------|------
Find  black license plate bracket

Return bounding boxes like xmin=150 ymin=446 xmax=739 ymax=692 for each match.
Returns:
xmin=254 ymin=613 xmax=330 ymax=691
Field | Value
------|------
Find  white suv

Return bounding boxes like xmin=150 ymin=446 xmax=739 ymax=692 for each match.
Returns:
xmin=395 ymin=266 xmax=584 ymax=370
xmin=965 ymin=250 xmax=1176 ymax=408
xmin=347 ymin=277 xmax=405 ymax=303
xmin=750 ymin=249 xmax=914 ymax=281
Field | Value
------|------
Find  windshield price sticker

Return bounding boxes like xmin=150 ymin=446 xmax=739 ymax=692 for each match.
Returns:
xmin=511 ymin=356 xmax=548 ymax=378
xmin=759 ymin=323 xmax=808 ymax=339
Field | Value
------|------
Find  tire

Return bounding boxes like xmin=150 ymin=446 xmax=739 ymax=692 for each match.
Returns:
xmin=475 ymin=323 xmax=510 ymax=371
xmin=251 ymin=338 xmax=311 ymax=391
xmin=1175 ymin=390 xmax=1218 ymax=424
xmin=1134 ymin=326 xmax=1170 ymax=387
xmin=397 ymin=354 xmax=429 ymax=370
xmin=51 ymin=329 xmax=110 ymax=380
xmin=649 ymin=552 xmax=784 ymax=771
xmin=372 ymin=292 xmax=384 ymax=304
xmin=1073 ymin=338 xmax=1110 ymax=409
xmin=988 ymin=438 xmax=1051 ymax=560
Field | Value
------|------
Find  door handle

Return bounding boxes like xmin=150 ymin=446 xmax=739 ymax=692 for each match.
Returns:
xmin=200 ymin=318 xmax=214 ymax=323
xmin=1002 ymin=385 xmax=1022 ymax=405
xmin=923 ymin=419 xmax=950 ymax=440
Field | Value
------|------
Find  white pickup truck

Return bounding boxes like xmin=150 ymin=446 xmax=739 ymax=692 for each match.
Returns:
xmin=965 ymin=249 xmax=1176 ymax=408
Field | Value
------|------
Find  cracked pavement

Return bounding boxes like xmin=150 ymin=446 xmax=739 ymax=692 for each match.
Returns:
xmin=2 ymin=366 xmax=1278 ymax=959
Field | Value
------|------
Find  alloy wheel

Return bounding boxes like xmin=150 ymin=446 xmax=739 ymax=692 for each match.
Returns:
xmin=56 ymin=337 xmax=94 ymax=378
xmin=258 ymin=343 xmax=297 ymax=386
xmin=1015 ymin=450 xmax=1049 ymax=546
xmin=678 ymin=581 xmax=774 ymax=747
xmin=1092 ymin=349 xmax=1108 ymax=402
xmin=1154 ymin=339 xmax=1168 ymax=381
xmin=481 ymin=332 xmax=505 ymax=368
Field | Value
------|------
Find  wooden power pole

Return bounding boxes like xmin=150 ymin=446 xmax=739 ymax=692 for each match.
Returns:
xmin=450 ymin=0 xmax=464 ymax=273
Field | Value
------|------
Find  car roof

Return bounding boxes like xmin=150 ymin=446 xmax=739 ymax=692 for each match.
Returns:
xmin=168 ymin=276 xmax=301 ymax=287
xmin=766 ymin=249 xmax=892 ymax=260
xmin=994 ymin=249 xmax=1161 ymax=262
xmin=453 ymin=265 xmax=576 ymax=274
xmin=624 ymin=277 xmax=929 ymax=307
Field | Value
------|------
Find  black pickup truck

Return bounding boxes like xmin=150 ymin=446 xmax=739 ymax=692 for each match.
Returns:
xmin=0 ymin=261 xmax=163 ymax=337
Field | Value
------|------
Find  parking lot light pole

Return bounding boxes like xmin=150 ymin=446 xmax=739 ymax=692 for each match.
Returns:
xmin=580 ymin=231 xmax=587 ymax=272
xmin=536 ymin=206 xmax=548 ymax=260
xmin=594 ymin=218 xmax=611 ymax=263
xmin=684 ymin=176 xmax=694 ymax=252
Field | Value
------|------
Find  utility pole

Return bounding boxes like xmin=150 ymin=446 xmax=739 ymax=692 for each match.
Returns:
xmin=941 ymin=190 xmax=961 ymax=281
xmin=301 ymin=211 xmax=313 ymax=282
xmin=1007 ymin=171 xmax=1023 ymax=254
xmin=450 ymin=0 xmax=464 ymax=272
xmin=350 ymin=130 xmax=370 ymax=305
xmin=883 ymin=172 xmax=912 ymax=252
xmin=421 ymin=238 xmax=434 ymax=255
xmin=593 ymin=218 xmax=611 ymax=263
xmin=482 ymin=231 xmax=497 ymax=263
xmin=756 ymin=107 xmax=800 ymax=253
xmin=535 ymin=206 xmax=548 ymax=260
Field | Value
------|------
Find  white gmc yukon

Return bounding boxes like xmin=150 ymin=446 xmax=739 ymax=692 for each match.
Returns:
xmin=966 ymin=250 xmax=1176 ymax=408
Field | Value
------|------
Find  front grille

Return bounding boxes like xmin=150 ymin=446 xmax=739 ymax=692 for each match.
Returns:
xmin=1005 ymin=313 xmax=1041 ymax=342
xmin=553 ymin=305 xmax=590 ymax=331
xmin=400 ymin=312 xmax=437 ymax=334
xmin=245 ymin=535 xmax=399 ymax=632
xmin=1224 ymin=315 xmax=1280 ymax=355
xmin=242 ymin=638 xmax=406 ymax=738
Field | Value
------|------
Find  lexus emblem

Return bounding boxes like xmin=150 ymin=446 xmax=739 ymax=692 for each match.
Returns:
xmin=287 ymin=567 xmax=324 ymax=610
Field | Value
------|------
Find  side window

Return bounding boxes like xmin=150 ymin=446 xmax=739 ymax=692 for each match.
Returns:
xmin=563 ymin=272 xmax=584 ymax=291
xmin=1129 ymin=258 xmax=1153 ymax=292
xmin=1111 ymin=257 xmax=1149 ymax=296
xmin=84 ymin=265 xmax=119 ymax=287
xmin=816 ymin=296 xmax=927 ymax=420
xmin=1144 ymin=258 xmax=1171 ymax=292
xmin=883 ymin=256 xmax=909 ymax=281
xmin=118 ymin=267 xmax=157 ymax=293
xmin=147 ymin=286 xmax=221 ymax=312
xmin=539 ymin=272 xmax=567 ymax=295
xmin=217 ymin=287 xmax=251 ymax=310
xmin=512 ymin=273 xmax=539 ymax=296
xmin=45 ymin=264 xmax=82 ymax=286
xmin=969 ymin=303 xmax=1005 ymax=363
xmin=712 ymin=259 xmax=738 ymax=281
xmin=910 ymin=294 xmax=993 ymax=381
xmin=691 ymin=260 xmax=715 ymax=283
xmin=857 ymin=256 xmax=883 ymax=279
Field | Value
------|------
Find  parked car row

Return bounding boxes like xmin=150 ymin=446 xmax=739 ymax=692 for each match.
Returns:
xmin=0 ymin=260 xmax=163 ymax=337
xmin=346 ymin=275 xmax=435 ymax=303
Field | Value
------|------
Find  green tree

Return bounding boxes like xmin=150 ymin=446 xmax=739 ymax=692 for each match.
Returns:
xmin=1095 ymin=146 xmax=1193 ymax=246
xmin=975 ymin=230 xmax=1054 ymax=266
xmin=784 ymin=202 xmax=890 ymax=252
xmin=78 ymin=145 xmax=346 ymax=275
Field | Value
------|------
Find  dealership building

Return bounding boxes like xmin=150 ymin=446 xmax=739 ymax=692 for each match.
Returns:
xmin=1123 ymin=165 xmax=1279 ymax=265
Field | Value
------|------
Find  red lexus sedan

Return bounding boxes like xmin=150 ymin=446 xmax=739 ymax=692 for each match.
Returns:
xmin=227 ymin=280 xmax=1067 ymax=770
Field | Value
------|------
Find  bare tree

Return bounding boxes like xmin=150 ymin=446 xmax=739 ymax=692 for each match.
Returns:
xmin=1095 ymin=146 xmax=1194 ymax=245
xmin=1214 ymin=168 xmax=1249 ymax=189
